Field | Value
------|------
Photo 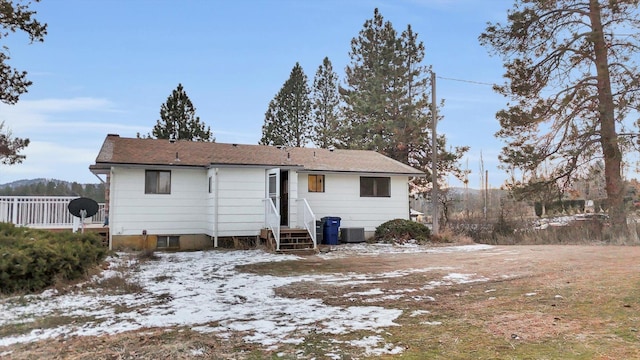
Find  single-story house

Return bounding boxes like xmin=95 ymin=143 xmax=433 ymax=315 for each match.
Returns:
xmin=90 ymin=134 xmax=425 ymax=251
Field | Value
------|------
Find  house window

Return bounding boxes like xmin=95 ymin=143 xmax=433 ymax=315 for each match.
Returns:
xmin=308 ymin=174 xmax=325 ymax=193
xmin=360 ymin=177 xmax=390 ymax=197
xmin=156 ymin=235 xmax=180 ymax=249
xmin=145 ymin=170 xmax=171 ymax=194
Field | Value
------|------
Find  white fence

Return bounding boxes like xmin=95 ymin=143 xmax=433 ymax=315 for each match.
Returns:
xmin=0 ymin=196 xmax=106 ymax=228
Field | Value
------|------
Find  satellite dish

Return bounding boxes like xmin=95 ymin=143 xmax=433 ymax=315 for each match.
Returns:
xmin=68 ymin=197 xmax=99 ymax=218
xmin=68 ymin=197 xmax=99 ymax=233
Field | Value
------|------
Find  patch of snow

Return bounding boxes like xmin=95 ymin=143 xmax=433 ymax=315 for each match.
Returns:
xmin=318 ymin=243 xmax=494 ymax=258
xmin=190 ymin=348 xmax=206 ymax=356
xmin=343 ymin=287 xmax=384 ymax=297
xmin=364 ymin=294 xmax=405 ymax=303
xmin=0 ymin=250 xmax=400 ymax=350
xmin=421 ymin=272 xmax=489 ymax=290
xmin=409 ymin=310 xmax=431 ymax=317
xmin=0 ymin=243 xmax=494 ymax=354
xmin=443 ymin=273 xmax=488 ymax=284
xmin=349 ymin=335 xmax=404 ymax=356
xmin=422 ymin=321 xmax=442 ymax=326
xmin=525 ymin=292 xmax=538 ymax=297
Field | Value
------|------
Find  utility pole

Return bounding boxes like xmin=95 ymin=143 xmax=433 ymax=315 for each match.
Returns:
xmin=431 ymin=71 xmax=439 ymax=236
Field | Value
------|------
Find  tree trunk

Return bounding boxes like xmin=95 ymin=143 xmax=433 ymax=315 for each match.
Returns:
xmin=589 ymin=0 xmax=626 ymax=238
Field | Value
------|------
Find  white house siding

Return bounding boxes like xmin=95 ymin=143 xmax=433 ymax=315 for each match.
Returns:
xmin=299 ymin=173 xmax=410 ymax=235
xmin=205 ymin=169 xmax=216 ymax=237
xmin=109 ymin=167 xmax=209 ymax=237
xmin=211 ymin=167 xmax=266 ymax=237
xmin=287 ymin=169 xmax=299 ymax=228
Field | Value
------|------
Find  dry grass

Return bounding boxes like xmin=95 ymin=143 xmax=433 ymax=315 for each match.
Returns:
xmin=136 ymin=248 xmax=160 ymax=261
xmin=242 ymin=245 xmax=640 ymax=359
xmin=2 ymin=245 xmax=640 ymax=359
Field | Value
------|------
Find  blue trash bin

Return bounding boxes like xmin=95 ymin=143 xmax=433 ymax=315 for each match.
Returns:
xmin=322 ymin=217 xmax=341 ymax=245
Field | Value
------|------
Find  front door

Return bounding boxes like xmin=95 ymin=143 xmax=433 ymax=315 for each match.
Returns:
xmin=266 ymin=168 xmax=288 ymax=227
xmin=267 ymin=168 xmax=279 ymax=213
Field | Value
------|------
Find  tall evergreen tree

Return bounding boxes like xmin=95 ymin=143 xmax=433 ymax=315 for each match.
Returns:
xmin=260 ymin=63 xmax=312 ymax=147
xmin=150 ymin=83 xmax=214 ymax=142
xmin=341 ymin=8 xmax=395 ymax=153
xmin=480 ymin=0 xmax=640 ymax=235
xmin=0 ymin=0 xmax=46 ymax=165
xmin=311 ymin=57 xmax=342 ymax=148
xmin=0 ymin=0 xmax=46 ymax=105
xmin=342 ymin=8 xmax=467 ymax=184
xmin=0 ymin=122 xmax=29 ymax=165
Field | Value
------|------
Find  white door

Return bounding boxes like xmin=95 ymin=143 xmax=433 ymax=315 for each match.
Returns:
xmin=267 ymin=168 xmax=280 ymax=212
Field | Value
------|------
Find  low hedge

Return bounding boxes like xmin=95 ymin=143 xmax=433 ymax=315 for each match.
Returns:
xmin=374 ymin=218 xmax=431 ymax=244
xmin=0 ymin=222 xmax=107 ymax=294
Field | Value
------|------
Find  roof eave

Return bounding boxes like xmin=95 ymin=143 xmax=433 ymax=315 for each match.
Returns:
xmin=298 ymin=169 xmax=426 ymax=177
xmin=91 ymin=162 xmax=208 ymax=171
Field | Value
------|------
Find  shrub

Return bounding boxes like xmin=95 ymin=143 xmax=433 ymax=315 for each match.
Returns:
xmin=137 ymin=248 xmax=159 ymax=261
xmin=429 ymin=227 xmax=458 ymax=244
xmin=0 ymin=223 xmax=107 ymax=294
xmin=534 ymin=202 xmax=543 ymax=217
xmin=373 ymin=219 xmax=431 ymax=244
xmin=492 ymin=212 xmax=514 ymax=238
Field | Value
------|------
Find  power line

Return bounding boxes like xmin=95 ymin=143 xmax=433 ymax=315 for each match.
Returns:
xmin=436 ymin=76 xmax=496 ymax=86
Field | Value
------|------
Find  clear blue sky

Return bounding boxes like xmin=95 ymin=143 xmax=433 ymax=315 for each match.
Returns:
xmin=0 ymin=0 xmax=514 ymax=187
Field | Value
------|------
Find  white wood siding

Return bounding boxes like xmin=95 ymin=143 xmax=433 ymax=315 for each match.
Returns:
xmin=207 ymin=167 xmax=266 ymax=237
xmin=288 ymin=170 xmax=299 ymax=227
xmin=109 ymin=167 xmax=208 ymax=236
xmin=299 ymin=173 xmax=410 ymax=233
xmin=109 ymin=165 xmax=410 ymax=241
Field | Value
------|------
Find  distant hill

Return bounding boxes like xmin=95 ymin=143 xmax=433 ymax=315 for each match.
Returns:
xmin=0 ymin=178 xmax=105 ymax=202
xmin=444 ymin=187 xmax=507 ymax=196
xmin=0 ymin=178 xmax=69 ymax=189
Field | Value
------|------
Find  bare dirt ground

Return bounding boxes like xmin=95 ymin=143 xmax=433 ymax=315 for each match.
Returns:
xmin=3 ymin=244 xmax=640 ymax=359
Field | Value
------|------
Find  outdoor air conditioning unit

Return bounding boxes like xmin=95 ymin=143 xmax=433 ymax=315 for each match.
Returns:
xmin=340 ymin=227 xmax=365 ymax=243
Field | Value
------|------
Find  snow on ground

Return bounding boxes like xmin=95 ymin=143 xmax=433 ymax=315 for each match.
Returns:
xmin=0 ymin=243 xmax=496 ymax=355
xmin=317 ymin=242 xmax=494 ymax=258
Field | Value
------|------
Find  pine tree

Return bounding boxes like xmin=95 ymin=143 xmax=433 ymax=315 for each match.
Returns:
xmin=0 ymin=0 xmax=46 ymax=165
xmin=310 ymin=57 xmax=342 ymax=148
xmin=0 ymin=0 xmax=46 ymax=105
xmin=480 ymin=0 xmax=640 ymax=235
xmin=341 ymin=8 xmax=395 ymax=152
xmin=150 ymin=83 xmax=214 ymax=142
xmin=0 ymin=122 xmax=29 ymax=165
xmin=260 ymin=63 xmax=312 ymax=147
xmin=342 ymin=8 xmax=467 ymax=184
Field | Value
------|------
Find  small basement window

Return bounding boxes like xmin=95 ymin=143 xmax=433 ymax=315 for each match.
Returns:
xmin=308 ymin=174 xmax=325 ymax=192
xmin=360 ymin=177 xmax=391 ymax=197
xmin=156 ymin=235 xmax=180 ymax=249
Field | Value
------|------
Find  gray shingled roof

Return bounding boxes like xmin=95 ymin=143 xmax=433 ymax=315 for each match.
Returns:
xmin=91 ymin=134 xmax=425 ymax=176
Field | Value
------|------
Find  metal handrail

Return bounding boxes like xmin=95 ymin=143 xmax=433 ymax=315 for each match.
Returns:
xmin=297 ymin=198 xmax=317 ymax=248
xmin=263 ymin=198 xmax=281 ymax=250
